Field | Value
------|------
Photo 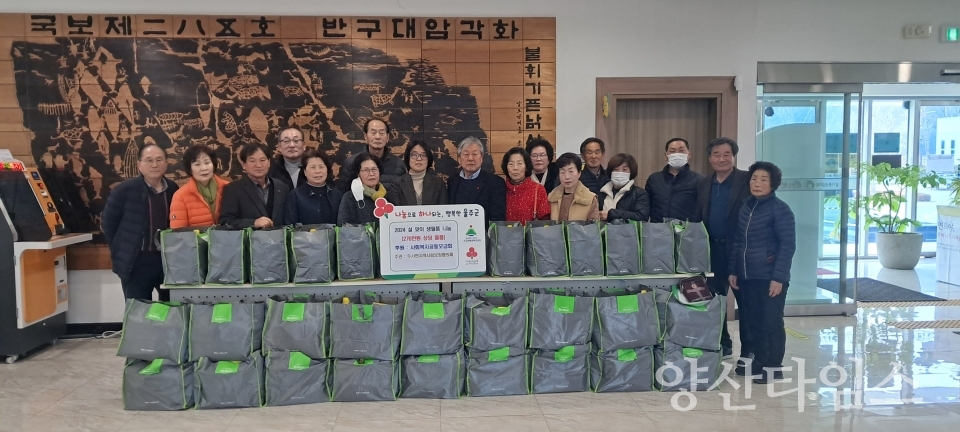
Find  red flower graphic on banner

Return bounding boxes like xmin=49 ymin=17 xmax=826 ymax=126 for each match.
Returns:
xmin=466 ymin=247 xmax=478 ymax=259
xmin=374 ymin=197 xmax=394 ymax=218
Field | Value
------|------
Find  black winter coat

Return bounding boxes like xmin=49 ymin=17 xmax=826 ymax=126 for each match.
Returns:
xmin=268 ymin=157 xmax=307 ymax=190
xmin=729 ymin=193 xmax=796 ymax=283
xmin=101 ymin=176 xmax=178 ymax=281
xmin=645 ymin=164 xmax=703 ymax=222
xmin=597 ymin=183 xmax=650 ymax=222
xmin=284 ymin=183 xmax=342 ymax=225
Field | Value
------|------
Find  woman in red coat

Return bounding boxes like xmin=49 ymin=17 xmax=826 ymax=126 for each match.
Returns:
xmin=502 ymin=147 xmax=550 ymax=224
xmin=169 ymin=144 xmax=230 ymax=228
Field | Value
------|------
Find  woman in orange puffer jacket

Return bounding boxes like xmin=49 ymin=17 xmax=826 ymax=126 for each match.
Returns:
xmin=169 ymin=144 xmax=229 ymax=228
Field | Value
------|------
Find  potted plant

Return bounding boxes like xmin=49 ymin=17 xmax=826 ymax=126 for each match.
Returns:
xmin=951 ymin=177 xmax=960 ymax=205
xmin=855 ymin=162 xmax=945 ymax=269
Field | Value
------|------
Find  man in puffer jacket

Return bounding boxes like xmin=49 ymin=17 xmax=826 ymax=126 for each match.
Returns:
xmin=728 ymin=161 xmax=796 ymax=385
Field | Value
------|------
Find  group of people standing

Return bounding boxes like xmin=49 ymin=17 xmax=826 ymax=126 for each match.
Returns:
xmin=101 ymin=117 xmax=796 ymax=384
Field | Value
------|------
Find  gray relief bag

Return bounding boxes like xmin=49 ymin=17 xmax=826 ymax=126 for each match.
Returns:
xmin=195 ymin=352 xmax=264 ymax=409
xmin=189 ymin=301 xmax=265 ymax=362
xmin=290 ymin=224 xmax=337 ymax=284
xmin=264 ymin=351 xmax=329 ymax=406
xmin=530 ymin=344 xmax=591 ymax=394
xmin=663 ymin=288 xmax=725 ymax=351
xmin=672 ymin=220 xmax=711 ymax=273
xmin=400 ymin=351 xmax=465 ymax=399
xmin=336 ymin=223 xmax=377 ymax=280
xmin=117 ymin=299 xmax=189 ymax=364
xmin=591 ymin=346 xmax=655 ymax=393
xmin=592 ymin=287 xmax=660 ymax=352
xmin=655 ymin=342 xmax=720 ymax=392
xmin=250 ymin=226 xmax=291 ymax=284
xmin=487 ymin=221 xmax=525 ymax=277
xmin=205 ymin=226 xmax=249 ymax=285
xmin=329 ymin=291 xmax=403 ymax=361
xmin=261 ymin=295 xmax=330 ymax=360
xmin=566 ymin=221 xmax=604 ymax=276
xmin=525 ymin=220 xmax=569 ymax=277
xmin=122 ymin=359 xmax=195 ymax=411
xmin=641 ymin=222 xmax=676 ymax=274
xmin=160 ymin=227 xmax=208 ymax=285
xmin=528 ymin=288 xmax=593 ymax=350
xmin=464 ymin=292 xmax=528 ymax=351
xmin=330 ymin=358 xmax=398 ymax=402
xmin=603 ymin=220 xmax=641 ymax=276
xmin=401 ymin=291 xmax=464 ymax=356
xmin=466 ymin=347 xmax=529 ymax=397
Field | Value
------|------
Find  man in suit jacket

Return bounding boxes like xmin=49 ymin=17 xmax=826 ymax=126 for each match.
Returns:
xmin=447 ymin=136 xmax=506 ymax=225
xmin=697 ymin=137 xmax=752 ymax=362
xmin=219 ymin=143 xmax=290 ymax=228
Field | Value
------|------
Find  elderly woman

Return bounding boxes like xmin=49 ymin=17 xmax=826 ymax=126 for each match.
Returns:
xmin=548 ymin=152 xmax=599 ymax=221
xmin=728 ymin=161 xmax=796 ymax=384
xmin=597 ymin=153 xmax=650 ymax=222
xmin=387 ymin=141 xmax=448 ymax=206
xmin=284 ymin=148 xmax=343 ymax=225
xmin=502 ymin=147 xmax=550 ymax=224
xmin=169 ymin=144 xmax=230 ymax=228
xmin=338 ymin=153 xmax=390 ymax=225
xmin=525 ymin=138 xmax=559 ymax=190
xmin=447 ymin=136 xmax=506 ymax=225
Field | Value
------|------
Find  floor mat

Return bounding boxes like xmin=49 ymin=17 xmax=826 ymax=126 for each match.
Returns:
xmin=818 ymin=277 xmax=945 ymax=302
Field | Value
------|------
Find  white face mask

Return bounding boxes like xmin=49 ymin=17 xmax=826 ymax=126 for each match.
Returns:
xmin=667 ymin=153 xmax=688 ymax=168
xmin=611 ymin=171 xmax=631 ymax=188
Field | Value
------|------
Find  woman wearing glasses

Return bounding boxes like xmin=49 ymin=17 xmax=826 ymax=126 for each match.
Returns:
xmin=338 ymin=152 xmax=392 ymax=225
xmin=386 ymin=141 xmax=448 ymax=206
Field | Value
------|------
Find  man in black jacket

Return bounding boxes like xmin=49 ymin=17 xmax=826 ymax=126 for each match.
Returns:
xmin=697 ymin=137 xmax=752 ymax=360
xmin=447 ymin=136 xmax=506 ymax=225
xmin=101 ymin=144 xmax=178 ymax=301
xmin=645 ymin=138 xmax=703 ymax=222
xmin=267 ymin=126 xmax=307 ymax=189
xmin=337 ymin=118 xmax=406 ymax=192
xmin=219 ymin=143 xmax=290 ymax=228
xmin=579 ymin=137 xmax=609 ymax=195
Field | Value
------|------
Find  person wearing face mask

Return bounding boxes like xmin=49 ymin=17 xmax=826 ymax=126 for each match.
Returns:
xmin=597 ymin=153 xmax=650 ymax=222
xmin=387 ymin=141 xmax=448 ymax=206
xmin=549 ymin=152 xmax=599 ymax=221
xmin=284 ymin=149 xmax=343 ymax=225
xmin=169 ymin=144 xmax=230 ymax=228
xmin=644 ymin=138 xmax=703 ymax=223
xmin=502 ymin=147 xmax=550 ymax=224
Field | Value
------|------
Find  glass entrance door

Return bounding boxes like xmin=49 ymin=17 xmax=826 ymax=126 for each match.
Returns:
xmin=917 ymin=101 xmax=960 ymax=253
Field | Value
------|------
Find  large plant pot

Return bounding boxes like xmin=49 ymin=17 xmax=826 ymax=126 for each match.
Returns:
xmin=877 ymin=232 xmax=923 ymax=270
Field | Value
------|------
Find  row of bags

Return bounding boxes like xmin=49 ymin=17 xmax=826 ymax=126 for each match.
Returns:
xmin=160 ymin=224 xmax=378 ymax=286
xmin=489 ymin=220 xmax=711 ymax=277
xmin=123 ymin=342 xmax=722 ymax=410
xmin=117 ymin=287 xmax=726 ymax=366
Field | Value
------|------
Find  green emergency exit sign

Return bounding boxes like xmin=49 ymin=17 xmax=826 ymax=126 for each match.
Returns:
xmin=942 ymin=25 xmax=960 ymax=42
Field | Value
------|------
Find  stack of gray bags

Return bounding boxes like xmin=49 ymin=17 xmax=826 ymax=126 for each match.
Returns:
xmin=464 ymin=292 xmax=530 ymax=396
xmin=590 ymin=287 xmax=660 ymax=392
xmin=192 ymin=301 xmax=266 ymax=409
xmin=261 ymin=295 xmax=329 ymax=406
xmin=118 ymin=299 xmax=194 ymax=410
xmin=527 ymin=288 xmax=593 ymax=394
xmin=656 ymin=288 xmax=725 ymax=391
xmin=327 ymin=291 xmax=402 ymax=401
xmin=399 ymin=291 xmax=465 ymax=398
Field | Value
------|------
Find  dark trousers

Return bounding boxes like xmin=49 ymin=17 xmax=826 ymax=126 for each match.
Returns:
xmin=121 ymin=251 xmax=169 ymax=301
xmin=738 ymin=279 xmax=788 ymax=369
xmin=707 ymin=241 xmax=751 ymax=354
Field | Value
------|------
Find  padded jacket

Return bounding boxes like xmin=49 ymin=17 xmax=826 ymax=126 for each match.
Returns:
xmin=101 ymin=176 xmax=178 ymax=281
xmin=284 ymin=183 xmax=343 ymax=225
xmin=729 ymin=193 xmax=797 ymax=283
xmin=337 ymin=149 xmax=407 ymax=192
xmin=168 ymin=176 xmax=229 ymax=228
xmin=597 ymin=181 xmax=651 ymax=222
xmin=644 ymin=164 xmax=703 ymax=222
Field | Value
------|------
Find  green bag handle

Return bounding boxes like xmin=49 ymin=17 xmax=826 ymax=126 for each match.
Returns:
xmin=351 ymin=304 xmax=374 ymax=322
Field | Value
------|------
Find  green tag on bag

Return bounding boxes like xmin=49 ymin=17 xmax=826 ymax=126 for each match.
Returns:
xmin=211 ymin=303 xmax=233 ymax=323
xmin=282 ymin=303 xmax=305 ymax=322
xmin=682 ymin=348 xmax=704 ymax=358
xmin=487 ymin=347 xmax=510 ymax=362
xmin=553 ymin=296 xmax=575 ymax=314
xmin=215 ymin=361 xmax=240 ymax=374
xmin=418 ymin=355 xmax=440 ymax=363
xmin=354 ymin=359 xmax=373 ymax=366
xmin=617 ymin=349 xmax=638 ymax=362
xmin=616 ymin=295 xmax=639 ymax=314
xmin=422 ymin=303 xmax=445 ymax=320
xmin=484 ymin=292 xmax=504 ymax=297
xmin=554 ymin=346 xmax=575 ymax=363
xmin=288 ymin=351 xmax=311 ymax=371
xmin=145 ymin=303 xmax=170 ymax=321
xmin=351 ymin=304 xmax=374 ymax=322
xmin=139 ymin=359 xmax=163 ymax=375
xmin=490 ymin=306 xmax=511 ymax=316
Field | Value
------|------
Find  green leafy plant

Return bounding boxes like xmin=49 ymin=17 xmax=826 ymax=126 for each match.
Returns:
xmin=950 ymin=177 xmax=960 ymax=206
xmin=855 ymin=163 xmax=945 ymax=234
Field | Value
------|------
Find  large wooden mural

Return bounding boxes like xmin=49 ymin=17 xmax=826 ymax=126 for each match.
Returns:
xmin=0 ymin=14 xmax=556 ymax=236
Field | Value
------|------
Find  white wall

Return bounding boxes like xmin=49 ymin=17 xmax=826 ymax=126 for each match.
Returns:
xmin=8 ymin=0 xmax=959 ymax=322
xmin=65 ymin=270 xmax=125 ymax=323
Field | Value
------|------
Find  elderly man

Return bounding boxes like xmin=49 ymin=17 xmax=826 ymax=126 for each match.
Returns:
xmin=337 ymin=118 xmax=407 ymax=191
xmin=579 ymin=137 xmax=609 ymax=195
xmin=447 ymin=136 xmax=506 ymax=224
xmin=219 ymin=143 xmax=290 ymax=228
xmin=268 ymin=126 xmax=307 ymax=189
xmin=645 ymin=137 xmax=703 ymax=222
xmin=102 ymin=144 xmax=179 ymax=301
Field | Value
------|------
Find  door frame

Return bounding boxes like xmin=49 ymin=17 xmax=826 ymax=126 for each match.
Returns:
xmin=595 ymin=76 xmax=739 ymax=155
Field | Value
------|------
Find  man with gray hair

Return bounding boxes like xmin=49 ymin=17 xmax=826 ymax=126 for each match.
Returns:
xmin=447 ymin=136 xmax=506 ymax=224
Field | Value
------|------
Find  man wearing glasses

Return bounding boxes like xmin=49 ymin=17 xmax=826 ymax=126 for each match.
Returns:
xmin=268 ymin=126 xmax=308 ymax=189
xmin=337 ymin=118 xmax=407 ymax=192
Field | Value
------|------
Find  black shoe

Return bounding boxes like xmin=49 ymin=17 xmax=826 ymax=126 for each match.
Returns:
xmin=722 ymin=346 xmax=733 ymax=359
xmin=753 ymin=369 xmax=784 ymax=384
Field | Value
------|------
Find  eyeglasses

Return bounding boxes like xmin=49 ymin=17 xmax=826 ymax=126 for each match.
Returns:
xmin=410 ymin=153 xmax=428 ymax=160
xmin=530 ymin=153 xmax=548 ymax=159
xmin=140 ymin=158 xmax=166 ymax=166
xmin=279 ymin=139 xmax=304 ymax=146
xmin=360 ymin=168 xmax=380 ymax=174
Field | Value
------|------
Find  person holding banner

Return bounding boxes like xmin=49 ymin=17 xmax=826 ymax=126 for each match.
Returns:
xmin=502 ymin=147 xmax=550 ymax=224
xmin=338 ymin=153 xmax=391 ymax=225
xmin=387 ymin=141 xmax=448 ymax=206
